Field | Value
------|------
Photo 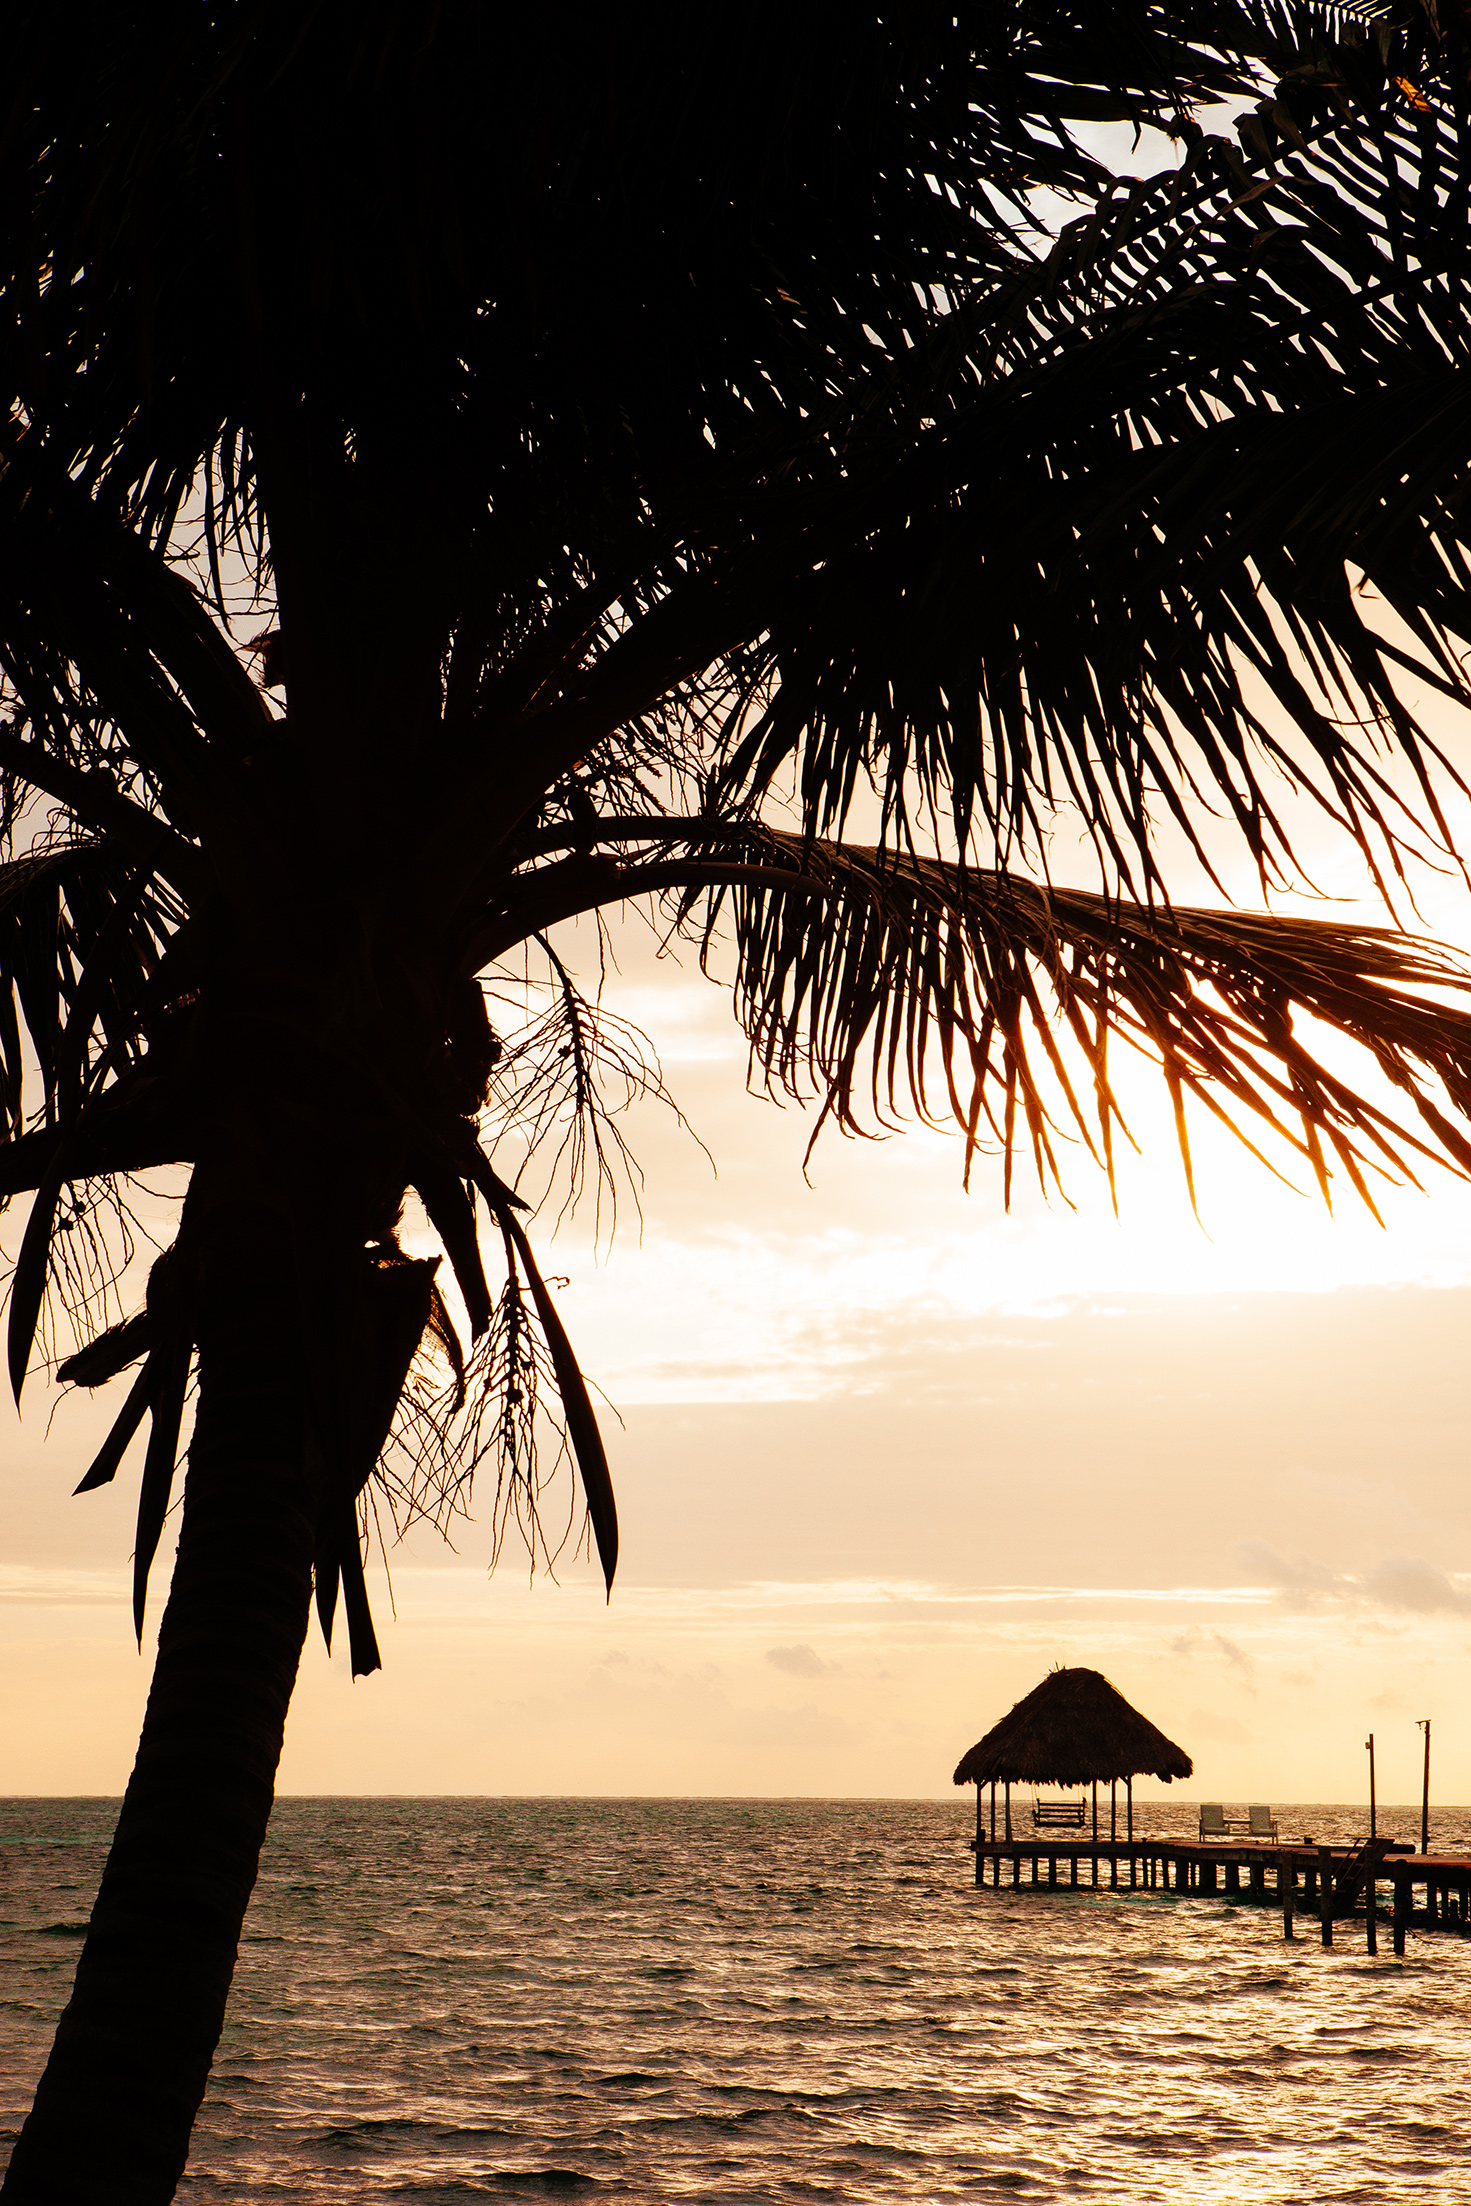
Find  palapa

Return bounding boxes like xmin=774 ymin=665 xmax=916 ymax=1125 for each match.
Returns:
xmin=953 ymin=1666 xmax=1192 ymax=1788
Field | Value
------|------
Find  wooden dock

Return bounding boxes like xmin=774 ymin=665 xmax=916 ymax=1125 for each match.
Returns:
xmin=970 ymin=1836 xmax=1471 ymax=1953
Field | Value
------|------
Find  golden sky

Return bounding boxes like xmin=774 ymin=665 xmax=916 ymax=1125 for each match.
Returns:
xmin=7 ymin=885 xmax=1471 ymax=1807
xmin=7 ymin=645 xmax=1471 ymax=1804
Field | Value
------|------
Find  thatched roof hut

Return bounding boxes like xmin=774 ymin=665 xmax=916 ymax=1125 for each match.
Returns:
xmin=953 ymin=1666 xmax=1192 ymax=1788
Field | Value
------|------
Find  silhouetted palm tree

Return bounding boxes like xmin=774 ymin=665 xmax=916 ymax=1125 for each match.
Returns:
xmin=4 ymin=3 xmax=1471 ymax=2196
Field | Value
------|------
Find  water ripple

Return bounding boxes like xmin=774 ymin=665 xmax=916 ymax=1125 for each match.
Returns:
xmin=2 ymin=1799 xmax=1470 ymax=2200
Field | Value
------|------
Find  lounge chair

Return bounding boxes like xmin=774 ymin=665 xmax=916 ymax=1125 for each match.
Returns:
xmin=1248 ymin=1804 xmax=1278 ymax=1840
xmin=1200 ymin=1803 xmax=1252 ymax=1839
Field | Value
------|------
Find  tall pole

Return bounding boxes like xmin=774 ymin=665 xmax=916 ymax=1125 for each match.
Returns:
xmin=1365 ymin=1733 xmax=1375 ymax=1840
xmin=1418 ymin=1719 xmax=1431 ymax=1854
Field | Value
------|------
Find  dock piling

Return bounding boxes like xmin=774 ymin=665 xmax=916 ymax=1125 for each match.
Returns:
xmin=966 ymin=1835 xmax=1466 ymax=1955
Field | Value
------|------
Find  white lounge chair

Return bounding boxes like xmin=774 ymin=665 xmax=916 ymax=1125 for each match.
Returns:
xmin=1248 ymin=1804 xmax=1278 ymax=1840
xmin=1199 ymin=1803 xmax=1228 ymax=1838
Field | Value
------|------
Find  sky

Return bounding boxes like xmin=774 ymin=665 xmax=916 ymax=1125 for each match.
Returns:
xmin=8 ymin=798 xmax=1471 ymax=1809
xmin=5 ymin=91 xmax=1471 ymax=1804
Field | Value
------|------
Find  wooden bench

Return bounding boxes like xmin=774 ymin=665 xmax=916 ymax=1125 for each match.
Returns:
xmin=1032 ymin=1799 xmax=1087 ymax=1828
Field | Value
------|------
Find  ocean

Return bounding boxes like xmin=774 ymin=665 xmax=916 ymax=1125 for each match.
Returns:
xmin=3 ymin=1797 xmax=1470 ymax=2202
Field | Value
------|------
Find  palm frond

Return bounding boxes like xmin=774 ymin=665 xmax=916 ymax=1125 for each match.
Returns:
xmin=710 ymin=46 xmax=1471 ymax=899
xmin=693 ymin=830 xmax=1471 ymax=1211
xmin=479 ymin=935 xmax=706 ymax=1241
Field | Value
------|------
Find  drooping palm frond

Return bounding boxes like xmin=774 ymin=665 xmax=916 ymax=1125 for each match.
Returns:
xmin=663 ymin=827 xmax=1471 ymax=1216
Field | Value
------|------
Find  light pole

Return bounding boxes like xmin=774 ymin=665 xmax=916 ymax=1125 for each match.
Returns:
xmin=1365 ymin=1732 xmax=1376 ymax=1839
xmin=1417 ymin=1719 xmax=1431 ymax=1854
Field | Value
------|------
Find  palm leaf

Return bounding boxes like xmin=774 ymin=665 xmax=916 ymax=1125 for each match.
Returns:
xmin=7 ymin=1133 xmax=75 ymax=1404
xmin=58 ymin=1308 xmax=151 ymax=1388
xmin=408 ymin=1159 xmax=493 ymax=1338
xmin=497 ymin=1207 xmax=618 ymax=1596
xmin=336 ymin=1509 xmax=383 ymax=1679
xmin=675 ymin=830 xmax=1471 ymax=1208
xmin=710 ymin=101 xmax=1471 ymax=901
xmin=72 ymin=1355 xmax=157 ymax=1494
xmin=131 ymin=1338 xmax=189 ymax=1642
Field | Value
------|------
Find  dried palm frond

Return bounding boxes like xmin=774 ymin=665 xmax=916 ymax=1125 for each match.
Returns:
xmin=481 ymin=931 xmax=708 ymax=1238
xmin=375 ymin=1260 xmax=604 ymax=1584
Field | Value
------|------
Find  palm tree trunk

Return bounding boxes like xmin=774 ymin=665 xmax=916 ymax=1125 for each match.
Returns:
xmin=2 ymin=1217 xmax=317 ymax=2205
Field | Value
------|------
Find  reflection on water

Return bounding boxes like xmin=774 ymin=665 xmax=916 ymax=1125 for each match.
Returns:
xmin=3 ymin=1798 xmax=1471 ymax=2201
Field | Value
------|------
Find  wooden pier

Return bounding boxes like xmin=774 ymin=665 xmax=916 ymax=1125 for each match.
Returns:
xmin=969 ymin=1835 xmax=1471 ymax=1952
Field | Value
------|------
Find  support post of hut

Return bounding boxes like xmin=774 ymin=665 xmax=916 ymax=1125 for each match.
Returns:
xmin=1110 ymin=1779 xmax=1117 ymax=1843
xmin=1091 ymin=1782 xmax=1098 ymax=1843
xmin=975 ymin=1782 xmax=983 ymax=1883
xmin=1004 ymin=1782 xmax=1012 ymax=1843
xmin=1126 ymin=1776 xmax=1133 ymax=1843
xmin=990 ymin=1783 xmax=997 ymax=1842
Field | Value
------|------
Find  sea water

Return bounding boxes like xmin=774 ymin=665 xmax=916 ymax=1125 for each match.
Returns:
xmin=3 ymin=1797 xmax=1471 ymax=2202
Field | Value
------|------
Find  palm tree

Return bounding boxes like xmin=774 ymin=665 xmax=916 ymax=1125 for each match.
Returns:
xmin=4 ymin=1 xmax=1471 ymax=2195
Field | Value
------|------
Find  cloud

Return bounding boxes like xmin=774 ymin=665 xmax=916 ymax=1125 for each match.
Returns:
xmin=1360 ymin=1556 xmax=1471 ymax=1616
xmin=764 ymin=1643 xmax=831 ymax=1678
xmin=1235 ymin=1542 xmax=1340 ymax=1596
xmin=0 ymin=1566 xmax=126 ymax=1608
xmin=1236 ymin=1542 xmax=1471 ymax=1618
xmin=1166 ymin=1626 xmax=1256 ymax=1680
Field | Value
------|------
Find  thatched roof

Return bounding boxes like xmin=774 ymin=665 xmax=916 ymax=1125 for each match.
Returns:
xmin=952 ymin=1666 xmax=1192 ymax=1787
